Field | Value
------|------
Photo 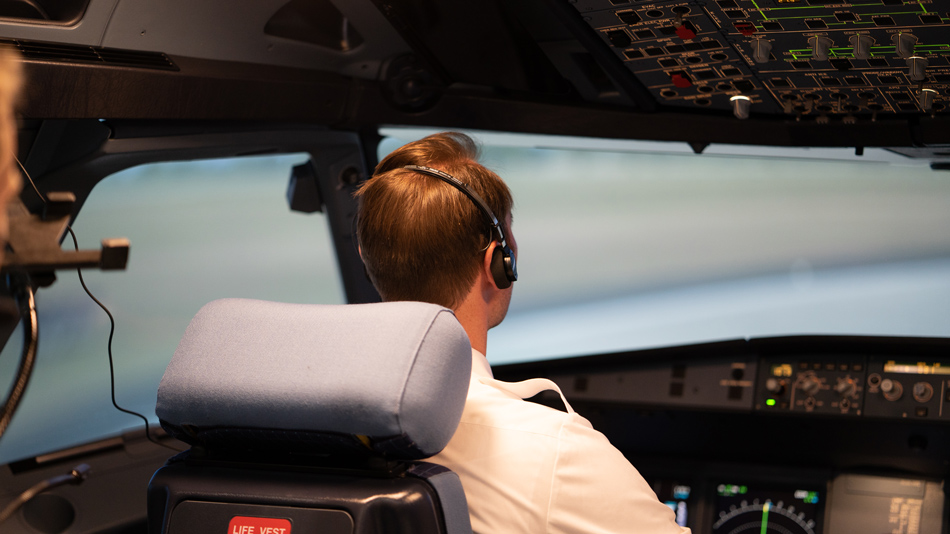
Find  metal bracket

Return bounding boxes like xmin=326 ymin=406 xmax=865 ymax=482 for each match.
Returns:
xmin=1 ymin=193 xmax=129 ymax=286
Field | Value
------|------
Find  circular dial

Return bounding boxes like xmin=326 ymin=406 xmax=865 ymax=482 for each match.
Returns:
xmin=881 ymin=379 xmax=903 ymax=401
xmin=912 ymin=382 xmax=934 ymax=403
xmin=833 ymin=377 xmax=856 ymax=397
xmin=798 ymin=375 xmax=822 ymax=397
xmin=713 ymin=499 xmax=819 ymax=534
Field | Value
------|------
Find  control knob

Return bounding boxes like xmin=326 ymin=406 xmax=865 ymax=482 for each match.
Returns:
xmin=907 ymin=56 xmax=928 ymax=82
xmin=919 ymin=88 xmax=937 ymax=111
xmin=834 ymin=377 xmax=856 ymax=397
xmin=912 ymin=382 xmax=934 ymax=403
xmin=850 ymin=34 xmax=873 ymax=60
xmin=765 ymin=378 xmax=786 ymax=395
xmin=880 ymin=379 xmax=903 ymax=401
xmin=893 ymin=33 xmax=917 ymax=59
xmin=809 ymin=36 xmax=833 ymax=61
xmin=798 ymin=375 xmax=821 ymax=397
xmin=730 ymin=95 xmax=751 ymax=119
xmin=752 ymin=38 xmax=772 ymax=64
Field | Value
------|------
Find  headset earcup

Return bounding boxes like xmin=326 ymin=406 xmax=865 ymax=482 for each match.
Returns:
xmin=490 ymin=246 xmax=513 ymax=290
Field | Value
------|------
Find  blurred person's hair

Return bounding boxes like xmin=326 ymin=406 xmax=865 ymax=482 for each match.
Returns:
xmin=0 ymin=46 xmax=22 ymax=198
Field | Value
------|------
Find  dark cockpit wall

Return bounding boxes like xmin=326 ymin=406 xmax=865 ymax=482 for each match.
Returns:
xmin=1 ymin=0 xmax=949 ymax=534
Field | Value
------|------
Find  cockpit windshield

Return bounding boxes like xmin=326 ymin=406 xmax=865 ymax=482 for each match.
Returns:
xmin=378 ymin=128 xmax=950 ymax=365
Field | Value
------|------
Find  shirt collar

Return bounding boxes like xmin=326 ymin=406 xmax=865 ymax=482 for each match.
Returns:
xmin=471 ymin=348 xmax=494 ymax=379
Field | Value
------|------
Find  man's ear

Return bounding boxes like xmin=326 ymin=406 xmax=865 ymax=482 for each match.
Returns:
xmin=482 ymin=241 xmax=500 ymax=289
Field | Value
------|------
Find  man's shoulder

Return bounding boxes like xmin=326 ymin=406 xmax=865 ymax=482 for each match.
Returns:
xmin=459 ymin=377 xmax=591 ymax=438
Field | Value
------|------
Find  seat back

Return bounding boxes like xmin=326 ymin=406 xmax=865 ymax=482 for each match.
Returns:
xmin=148 ymin=299 xmax=473 ymax=534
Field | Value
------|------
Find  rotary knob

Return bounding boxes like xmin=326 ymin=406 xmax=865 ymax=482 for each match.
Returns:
xmin=765 ymin=378 xmax=786 ymax=395
xmin=731 ymin=95 xmax=751 ymax=119
xmin=893 ymin=33 xmax=917 ymax=59
xmin=850 ymin=34 xmax=873 ymax=60
xmin=881 ymin=379 xmax=903 ymax=401
xmin=919 ymin=88 xmax=938 ymax=111
xmin=907 ymin=56 xmax=929 ymax=82
xmin=799 ymin=375 xmax=821 ymax=397
xmin=752 ymin=38 xmax=772 ymax=64
xmin=809 ymin=36 xmax=833 ymax=61
xmin=912 ymin=382 xmax=934 ymax=403
xmin=834 ymin=377 xmax=856 ymax=397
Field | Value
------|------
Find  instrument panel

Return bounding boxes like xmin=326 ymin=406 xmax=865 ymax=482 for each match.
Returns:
xmin=493 ymin=335 xmax=950 ymax=533
xmin=571 ymin=0 xmax=950 ymax=119
xmin=649 ymin=473 xmax=944 ymax=533
xmin=756 ymin=355 xmax=950 ymax=420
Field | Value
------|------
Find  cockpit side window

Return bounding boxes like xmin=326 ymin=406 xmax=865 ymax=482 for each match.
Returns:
xmin=0 ymin=154 xmax=344 ymax=463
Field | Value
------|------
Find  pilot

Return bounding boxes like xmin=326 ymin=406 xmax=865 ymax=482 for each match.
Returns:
xmin=356 ymin=132 xmax=689 ymax=533
xmin=0 ymin=47 xmax=22 ymax=259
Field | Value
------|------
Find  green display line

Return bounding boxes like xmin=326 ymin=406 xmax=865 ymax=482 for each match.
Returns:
xmin=764 ymin=5 xmax=836 ymax=10
xmin=789 ymin=45 xmax=950 ymax=52
xmin=761 ymin=502 xmax=771 ymax=534
xmin=749 ymin=0 xmax=770 ymax=21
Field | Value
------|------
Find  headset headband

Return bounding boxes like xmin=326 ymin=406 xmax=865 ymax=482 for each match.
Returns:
xmin=402 ymin=164 xmax=509 ymax=248
xmin=403 ymin=164 xmax=517 ymax=288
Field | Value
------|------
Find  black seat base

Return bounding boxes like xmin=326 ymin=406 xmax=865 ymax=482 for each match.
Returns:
xmin=148 ymin=454 xmax=455 ymax=534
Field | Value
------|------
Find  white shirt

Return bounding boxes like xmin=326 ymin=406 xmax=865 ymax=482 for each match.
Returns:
xmin=431 ymin=349 xmax=691 ymax=534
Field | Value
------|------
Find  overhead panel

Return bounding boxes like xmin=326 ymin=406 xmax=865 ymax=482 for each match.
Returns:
xmin=572 ymin=0 xmax=950 ymax=119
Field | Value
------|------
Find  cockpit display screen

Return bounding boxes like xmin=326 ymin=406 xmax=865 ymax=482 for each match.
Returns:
xmin=651 ymin=479 xmax=692 ymax=528
xmin=713 ymin=483 xmax=824 ymax=534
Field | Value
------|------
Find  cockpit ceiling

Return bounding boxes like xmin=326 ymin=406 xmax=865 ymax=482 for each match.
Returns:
xmin=1 ymin=0 xmax=949 ymax=149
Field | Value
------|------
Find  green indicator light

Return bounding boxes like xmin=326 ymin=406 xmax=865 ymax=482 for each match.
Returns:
xmin=740 ymin=486 xmax=748 ymax=494
xmin=766 ymin=398 xmax=777 ymax=406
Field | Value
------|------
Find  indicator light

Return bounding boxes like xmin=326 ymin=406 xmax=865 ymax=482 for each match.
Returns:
xmin=766 ymin=398 xmax=777 ymax=406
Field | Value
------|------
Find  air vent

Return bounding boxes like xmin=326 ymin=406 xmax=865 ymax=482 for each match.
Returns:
xmin=0 ymin=39 xmax=178 ymax=71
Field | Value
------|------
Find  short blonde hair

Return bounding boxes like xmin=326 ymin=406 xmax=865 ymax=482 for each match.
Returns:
xmin=0 ymin=47 xmax=20 ymax=105
xmin=356 ymin=132 xmax=513 ymax=309
xmin=0 ymin=47 xmax=22 ymax=210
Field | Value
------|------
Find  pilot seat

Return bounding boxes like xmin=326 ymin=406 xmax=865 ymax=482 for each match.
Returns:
xmin=147 ymin=299 xmax=473 ymax=534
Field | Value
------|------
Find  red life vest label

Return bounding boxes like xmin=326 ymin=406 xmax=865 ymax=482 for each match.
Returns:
xmin=228 ymin=516 xmax=291 ymax=534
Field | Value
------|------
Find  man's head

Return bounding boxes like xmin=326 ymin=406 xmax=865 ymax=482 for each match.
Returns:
xmin=356 ymin=132 xmax=514 ymax=311
xmin=0 ymin=47 xmax=22 ymax=259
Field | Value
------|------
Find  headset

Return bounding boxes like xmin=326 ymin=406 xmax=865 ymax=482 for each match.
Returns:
xmin=403 ymin=165 xmax=518 ymax=289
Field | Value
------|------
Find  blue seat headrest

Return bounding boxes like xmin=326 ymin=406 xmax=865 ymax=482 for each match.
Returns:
xmin=156 ymin=299 xmax=472 ymax=460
